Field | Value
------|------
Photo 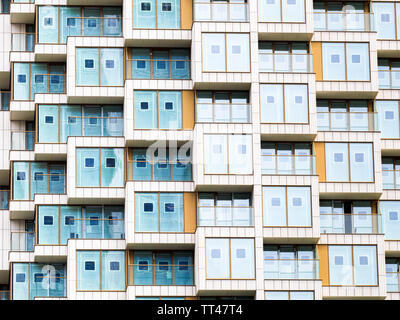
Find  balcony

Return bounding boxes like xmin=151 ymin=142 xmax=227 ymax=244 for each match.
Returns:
xmin=0 ymin=92 xmax=10 ymax=110
xmin=197 ymin=205 xmax=253 ymax=227
xmin=11 ymin=32 xmax=34 ymax=52
xmin=382 ymin=169 xmax=400 ymax=190
xmin=320 ymin=213 xmax=382 ymax=234
xmin=313 ymin=12 xmax=374 ymax=32
xmin=196 ymin=101 xmax=251 ymax=123
xmin=261 ymin=154 xmax=316 ymax=175
xmin=193 ymin=1 xmax=249 ymax=22
xmin=387 ymin=272 xmax=400 ymax=293
xmin=263 ymin=259 xmax=320 ymax=280
xmin=10 ymin=231 xmax=35 ymax=251
xmin=126 ymin=57 xmax=190 ymax=80
xmin=259 ymin=53 xmax=313 ymax=73
xmin=62 ymin=218 xmax=125 ymax=241
xmin=11 ymin=130 xmax=34 ymax=151
xmin=317 ymin=112 xmax=379 ymax=132
xmin=378 ymin=70 xmax=400 ymax=89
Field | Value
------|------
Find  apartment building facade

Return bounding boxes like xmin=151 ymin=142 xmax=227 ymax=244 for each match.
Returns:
xmin=0 ymin=0 xmax=399 ymax=300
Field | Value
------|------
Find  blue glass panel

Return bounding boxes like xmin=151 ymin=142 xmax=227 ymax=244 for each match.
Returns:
xmin=133 ymin=252 xmax=153 ymax=285
xmin=134 ymin=91 xmax=157 ymax=129
xmin=77 ymin=251 xmax=101 ymax=290
xmin=13 ymin=63 xmax=29 ymax=100
xmin=171 ymin=49 xmax=190 ymax=79
xmin=153 ymin=50 xmax=169 ymax=79
xmin=83 ymin=8 xmax=101 ymax=36
xmin=134 ymin=0 xmax=156 ymax=28
xmin=131 ymin=48 xmax=151 ymax=79
xmin=103 ymin=7 xmax=122 ymax=36
xmin=100 ymin=48 xmax=123 ymax=86
xmin=76 ymin=148 xmax=100 ymax=187
xmin=160 ymin=193 xmax=183 ymax=232
xmin=76 ymin=48 xmax=99 ymax=86
xmin=132 ymin=149 xmax=151 ymax=180
xmin=157 ymin=0 xmax=180 ymax=28
xmin=135 ymin=193 xmax=158 ymax=232
xmin=102 ymin=251 xmax=125 ymax=290
xmin=38 ymin=6 xmax=59 ymax=43
xmin=158 ymin=91 xmax=182 ymax=129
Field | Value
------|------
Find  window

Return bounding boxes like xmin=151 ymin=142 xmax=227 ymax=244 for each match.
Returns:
xmin=232 ymin=45 xmax=241 ymax=54
xmin=137 ymin=61 xmax=146 ymax=69
xmin=390 ymin=211 xmax=398 ymax=220
xmin=162 ymin=3 xmax=171 ymax=11
xmin=385 ymin=111 xmax=395 ymax=120
xmin=105 ymin=60 xmax=114 ymax=69
xmin=141 ymin=2 xmax=151 ymax=11
xmin=165 ymin=203 xmax=174 ymax=212
xmin=236 ymin=249 xmax=246 ymax=259
xmin=106 ymin=158 xmax=116 ymax=168
xmin=158 ymin=261 xmax=169 ymax=271
xmin=380 ymin=201 xmax=400 ymax=240
xmin=352 ymin=55 xmax=360 ymax=63
xmin=85 ymin=59 xmax=94 ymax=69
xmin=44 ymin=17 xmax=53 ymax=26
xmin=89 ymin=217 xmax=99 ymax=225
xmin=178 ymin=261 xmax=188 ymax=271
xmin=175 ymin=61 xmax=185 ymax=69
xmin=211 ymin=45 xmax=220 ymax=54
xmin=34 ymin=172 xmax=44 ymax=181
xmin=108 ymin=19 xmax=117 ymax=27
xmin=335 ymin=256 xmax=343 ymax=265
xmin=334 ymin=153 xmax=343 ymax=162
xmin=67 ymin=18 xmax=76 ymax=27
xmin=45 ymin=115 xmax=54 ymax=124
xmin=259 ymin=0 xmax=305 ymax=22
xmin=144 ymin=203 xmax=153 ymax=212
xmin=165 ymin=102 xmax=173 ymax=110
xmin=140 ymin=102 xmax=148 ymax=110
xmin=331 ymin=55 xmax=340 ymax=63
xmin=16 ymin=274 xmax=25 ymax=282
xmin=89 ymin=118 xmax=97 ymax=125
xmin=44 ymin=216 xmax=54 ymax=225
xmin=35 ymin=75 xmax=44 ymax=83
xmin=359 ymin=256 xmax=368 ymax=265
xmin=211 ymin=249 xmax=221 ymax=259
xmin=17 ymin=172 xmax=26 ymax=180
xmin=34 ymin=273 xmax=43 ymax=283
xmin=65 ymin=216 xmax=75 ymax=225
xmin=110 ymin=261 xmax=120 ymax=271
xmin=355 ymin=153 xmax=364 ymax=163
xmin=88 ymin=19 xmax=97 ymax=28
xmin=68 ymin=116 xmax=77 ymax=124
xmin=18 ymin=75 xmax=26 ymax=83
xmin=85 ymin=261 xmax=95 ymax=271
xmin=138 ymin=260 xmax=148 ymax=271
xmin=85 ymin=158 xmax=95 ymax=168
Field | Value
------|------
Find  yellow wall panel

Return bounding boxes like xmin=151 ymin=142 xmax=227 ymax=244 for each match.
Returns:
xmin=182 ymin=90 xmax=195 ymax=130
xmin=181 ymin=0 xmax=193 ymax=30
xmin=184 ymin=192 xmax=196 ymax=233
xmin=314 ymin=142 xmax=326 ymax=182
xmin=317 ymin=245 xmax=330 ymax=286
xmin=311 ymin=42 xmax=323 ymax=81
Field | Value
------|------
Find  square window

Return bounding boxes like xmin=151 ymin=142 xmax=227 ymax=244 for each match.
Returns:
xmin=165 ymin=102 xmax=174 ymax=110
xmin=136 ymin=158 xmax=147 ymax=168
xmin=105 ymin=60 xmax=114 ymax=69
xmin=34 ymin=172 xmax=44 ymax=181
xmin=67 ymin=18 xmax=76 ymax=27
xmin=144 ymin=203 xmax=153 ymax=212
xmin=44 ymin=216 xmax=53 ymax=225
xmin=178 ymin=260 xmax=189 ymax=271
xmin=165 ymin=203 xmax=175 ymax=212
xmin=35 ymin=75 xmax=44 ymax=83
xmin=50 ymin=75 xmax=60 ymax=84
xmin=352 ymin=55 xmax=360 ymax=64
xmin=85 ymin=261 xmax=95 ymax=271
xmin=158 ymin=261 xmax=169 ymax=271
xmin=232 ymin=45 xmax=241 ymax=54
xmin=162 ymin=2 xmax=171 ymax=11
xmin=89 ymin=117 xmax=97 ymax=125
xmin=141 ymin=2 xmax=151 ymax=11
xmin=211 ymin=249 xmax=221 ymax=259
xmin=211 ymin=45 xmax=220 ymax=54
xmin=385 ymin=111 xmax=394 ymax=120
xmin=106 ymin=158 xmax=116 ymax=168
xmin=89 ymin=217 xmax=99 ymax=226
xmin=292 ymin=197 xmax=302 ymax=206
xmin=238 ymin=144 xmax=246 ymax=154
xmin=85 ymin=59 xmax=94 ymax=69
xmin=157 ymin=61 xmax=166 ymax=69
xmin=390 ymin=211 xmax=398 ymax=220
xmin=271 ymin=198 xmax=281 ymax=206
xmin=17 ymin=171 xmax=26 ymax=180
xmin=16 ymin=273 xmax=25 ymax=282
xmin=331 ymin=55 xmax=340 ymax=63
xmin=267 ymin=0 xmax=274 ymax=4
xmin=140 ymin=102 xmax=149 ymax=110
xmin=87 ymin=19 xmax=97 ymax=28
xmin=68 ymin=117 xmax=76 ymax=124
xmin=138 ymin=260 xmax=148 ymax=271
xmin=287 ymin=0 xmax=296 ymax=4
xmin=213 ymin=145 xmax=222 ymax=154
xmin=85 ymin=158 xmax=95 ymax=168
xmin=110 ymin=261 xmax=120 ymax=271
xmin=158 ymin=161 xmax=168 ymax=169
xmin=34 ymin=273 xmax=43 ymax=283
xmin=108 ymin=19 xmax=117 ymax=27
xmin=334 ymin=256 xmax=343 ymax=265
xmin=381 ymin=13 xmax=390 ymax=22
xmin=355 ymin=153 xmax=364 ymax=163
xmin=137 ymin=60 xmax=146 ymax=69
xmin=359 ymin=256 xmax=368 ymax=265
xmin=236 ymin=248 xmax=246 ymax=259
xmin=334 ymin=153 xmax=343 ymax=162
xmin=18 ymin=74 xmax=26 ymax=83
xmin=175 ymin=61 xmax=185 ymax=69
xmin=44 ymin=17 xmax=53 ymax=26
xmin=295 ymin=96 xmax=302 ymax=104
xmin=65 ymin=216 xmax=75 ymax=226
xmin=50 ymin=174 xmax=60 ymax=182
xmin=45 ymin=115 xmax=53 ymax=124
xmin=267 ymin=96 xmax=274 ymax=103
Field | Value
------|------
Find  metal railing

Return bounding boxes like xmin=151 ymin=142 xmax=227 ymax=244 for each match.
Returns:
xmin=320 ymin=213 xmax=382 ymax=234
xmin=31 ymin=73 xmax=66 ymax=94
xmin=197 ymin=206 xmax=253 ymax=226
xmin=382 ymin=169 xmax=400 ymax=190
xmin=11 ymin=130 xmax=35 ymax=150
xmin=263 ymin=259 xmax=319 ymax=279
xmin=261 ymin=154 xmax=316 ymax=175
xmin=194 ymin=2 xmax=249 ymax=22
xmin=0 ymin=190 xmax=9 ymax=209
xmin=387 ymin=272 xmax=400 ymax=292
xmin=378 ymin=70 xmax=400 ymax=89
xmin=196 ymin=102 xmax=251 ymax=123
xmin=313 ymin=12 xmax=375 ymax=31
xmin=259 ymin=53 xmax=313 ymax=73
xmin=317 ymin=112 xmax=379 ymax=132
xmin=126 ymin=59 xmax=190 ymax=80
xmin=11 ymin=32 xmax=34 ymax=52
xmin=10 ymin=231 xmax=35 ymax=251
xmin=0 ymin=92 xmax=10 ymax=111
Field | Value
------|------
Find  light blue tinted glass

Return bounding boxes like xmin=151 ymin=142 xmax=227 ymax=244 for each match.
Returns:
xmin=31 ymin=162 xmax=48 ymax=198
xmin=204 ymin=134 xmax=228 ymax=174
xmin=346 ymin=43 xmax=370 ymax=81
xmin=373 ymin=3 xmax=396 ymax=39
xmin=172 ymin=152 xmax=191 ymax=181
xmin=77 ymin=251 xmax=101 ymax=290
xmin=38 ymin=6 xmax=59 ymax=43
xmin=322 ymin=43 xmax=345 ymax=80
xmin=158 ymin=91 xmax=182 ymax=129
xmin=377 ymin=100 xmax=399 ymax=138
xmin=231 ymin=238 xmax=255 ymax=279
xmin=131 ymin=48 xmax=151 ymax=79
xmin=83 ymin=8 xmax=100 ymax=36
xmin=174 ymin=252 xmax=193 ymax=285
xmin=263 ymin=187 xmax=286 ymax=226
xmin=38 ymin=206 xmax=59 ymax=244
xmin=329 ymin=245 xmax=353 ymax=285
xmin=102 ymin=251 xmax=125 ymax=290
xmin=48 ymin=164 xmax=65 ymax=194
xmin=202 ymin=33 xmax=226 ymax=72
xmin=160 ymin=193 xmax=183 ymax=232
xmin=134 ymin=0 xmax=156 ymax=28
xmin=287 ymin=187 xmax=311 ymax=226
xmin=153 ymin=149 xmax=170 ymax=180
xmin=83 ymin=206 xmax=102 ymax=238
xmin=133 ymin=252 xmax=153 ymax=284
xmin=103 ymin=105 xmax=123 ymax=136
xmin=1 ymin=92 xmax=10 ymax=110
xmin=325 ymin=143 xmax=349 ymax=182
xmin=290 ymin=291 xmax=314 ymax=300
xmin=258 ymin=0 xmax=281 ymax=22
xmin=226 ymin=33 xmax=250 ymax=72
xmin=49 ymin=65 xmax=65 ymax=93
xmin=104 ymin=206 xmax=125 ymax=239
xmin=83 ymin=106 xmax=101 ymax=136
xmin=134 ymin=91 xmax=157 ymax=128
xmin=282 ymin=0 xmax=305 ymax=22
xmin=13 ymin=162 xmax=29 ymax=200
xmin=101 ymin=148 xmax=124 ymax=187
xmin=132 ymin=148 xmax=151 ymax=180
xmin=103 ymin=7 xmax=122 ymax=36
xmin=76 ymin=148 xmax=99 ymax=187
xmin=260 ymin=84 xmax=283 ymax=123
xmin=60 ymin=105 xmax=82 ymax=142
xmin=349 ymin=143 xmax=373 ymax=182
xmin=284 ymin=84 xmax=308 ymax=123
xmin=12 ymin=264 xmax=29 ymax=300
xmin=31 ymin=63 xmax=48 ymax=98
xmin=157 ymin=0 xmax=180 ymax=28
xmin=171 ymin=49 xmax=190 ymax=79
xmin=206 ymin=238 xmax=230 ymax=279
xmin=135 ymin=193 xmax=159 ymax=232
xmin=60 ymin=7 xmax=81 ymax=43
xmin=354 ymin=246 xmax=377 ymax=285
xmin=380 ymin=201 xmax=400 ymax=240
xmin=77 ymin=48 xmax=99 ymax=86
xmin=38 ymin=105 xmax=59 ymax=143
xmin=100 ymin=48 xmax=123 ymax=86
xmin=13 ymin=63 xmax=29 ymax=100
xmin=155 ymin=253 xmax=173 ymax=285
xmin=265 ymin=291 xmax=289 ymax=300
xmin=153 ymin=50 xmax=169 ymax=79
xmin=60 ymin=206 xmax=82 ymax=243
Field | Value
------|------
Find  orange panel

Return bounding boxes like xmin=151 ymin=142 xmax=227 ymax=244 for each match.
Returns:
xmin=317 ymin=245 xmax=330 ymax=286
xmin=182 ymin=91 xmax=195 ymax=130
xmin=311 ymin=42 xmax=323 ymax=81
xmin=184 ymin=192 xmax=196 ymax=233
xmin=181 ymin=0 xmax=193 ymax=30
xmin=314 ymin=142 xmax=326 ymax=182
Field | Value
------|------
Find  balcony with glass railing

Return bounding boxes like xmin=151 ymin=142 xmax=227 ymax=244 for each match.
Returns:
xmin=126 ymin=58 xmax=190 ymax=80
xmin=313 ymin=12 xmax=374 ymax=31
xmin=11 ymin=32 xmax=34 ymax=52
xmin=0 ymin=92 xmax=10 ymax=111
xmin=30 ymin=172 xmax=66 ymax=196
xmin=263 ymin=259 xmax=320 ymax=280
xmin=60 ymin=115 xmax=123 ymax=138
xmin=63 ymin=218 xmax=125 ymax=241
xmin=317 ymin=112 xmax=379 ymax=131
xmin=378 ymin=70 xmax=400 ymax=89
xmin=387 ymin=272 xmax=400 ymax=293
xmin=261 ymin=154 xmax=316 ymax=175
xmin=382 ymin=169 xmax=400 ymax=190
xmin=259 ymin=53 xmax=313 ymax=73
xmin=32 ymin=74 xmax=66 ymax=94
xmin=320 ymin=213 xmax=382 ymax=234
xmin=31 ymin=274 xmax=67 ymax=298
xmin=197 ymin=205 xmax=253 ymax=226
xmin=11 ymin=130 xmax=35 ymax=151
xmin=193 ymin=1 xmax=249 ymax=22
xmin=11 ymin=231 xmax=35 ymax=251
xmin=196 ymin=101 xmax=251 ymax=123
xmin=0 ymin=190 xmax=9 ymax=209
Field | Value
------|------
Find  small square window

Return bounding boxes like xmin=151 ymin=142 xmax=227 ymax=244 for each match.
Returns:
xmin=334 ymin=256 xmax=343 ymax=265
xmin=50 ymin=174 xmax=60 ymax=182
xmin=108 ymin=215 xmax=117 ymax=225
xmin=141 ymin=2 xmax=151 ymax=11
xmin=137 ymin=60 xmax=146 ymax=69
xmin=389 ymin=211 xmax=398 ymax=220
xmin=136 ymin=158 xmax=147 ymax=168
xmin=211 ymin=45 xmax=220 ymax=54
xmin=65 ymin=216 xmax=75 ymax=226
xmin=87 ymin=19 xmax=97 ymax=28
xmin=34 ymin=273 xmax=43 ymax=283
xmin=89 ymin=118 xmax=97 ymax=125
xmin=157 ymin=61 xmax=166 ymax=70
xmin=44 ymin=17 xmax=53 ymax=26
xmin=50 ymin=75 xmax=60 ymax=84
xmin=68 ymin=117 xmax=77 ymax=124
xmin=238 ymin=144 xmax=246 ymax=154
xmin=287 ymin=0 xmax=296 ymax=4
xmin=334 ymin=153 xmax=343 ymax=162
xmin=381 ymin=13 xmax=390 ymax=22
xmin=16 ymin=273 xmax=25 ymax=282
xmin=211 ymin=249 xmax=221 ymax=259
xmin=138 ymin=260 xmax=148 ymax=271
xmin=267 ymin=0 xmax=274 ymax=4
xmin=158 ymin=261 xmax=169 ymax=271
xmin=144 ymin=203 xmax=153 ymax=212
xmin=105 ymin=60 xmax=114 ymax=69
xmin=232 ymin=45 xmax=241 ymax=54
xmin=45 ymin=115 xmax=54 ymax=124
xmin=34 ymin=172 xmax=44 ymax=181
xmin=359 ymin=256 xmax=368 ymax=265
xmin=44 ymin=216 xmax=53 ymax=225
xmin=267 ymin=96 xmax=274 ymax=103
xmin=106 ymin=158 xmax=116 ymax=168
xmin=178 ymin=260 xmax=188 ymax=271
xmin=67 ymin=18 xmax=76 ymax=27
xmin=35 ymin=75 xmax=44 ymax=83
xmin=16 ymin=171 xmax=26 ymax=181
xmin=295 ymin=96 xmax=302 ymax=104
xmin=85 ymin=59 xmax=94 ymax=69
xmin=158 ymin=162 xmax=168 ymax=169
xmin=271 ymin=198 xmax=281 ymax=206
xmin=165 ymin=203 xmax=175 ymax=212
xmin=236 ymin=248 xmax=246 ymax=259
xmin=352 ymin=55 xmax=360 ymax=64
xmin=85 ymin=158 xmax=95 ymax=168
xmin=292 ymin=197 xmax=302 ymax=206
xmin=213 ymin=145 xmax=222 ymax=154
xmin=140 ymin=102 xmax=149 ymax=110
xmin=89 ymin=217 xmax=99 ymax=226
xmin=162 ymin=3 xmax=171 ymax=11
xmin=108 ymin=19 xmax=117 ymax=27
xmin=165 ymin=102 xmax=174 ymax=110
xmin=110 ymin=261 xmax=120 ymax=271
xmin=18 ymin=74 xmax=26 ymax=83
xmin=355 ymin=153 xmax=364 ymax=163
xmin=385 ymin=111 xmax=394 ymax=120
xmin=85 ymin=261 xmax=95 ymax=271
xmin=331 ymin=54 xmax=340 ymax=63
xmin=175 ymin=61 xmax=185 ymax=69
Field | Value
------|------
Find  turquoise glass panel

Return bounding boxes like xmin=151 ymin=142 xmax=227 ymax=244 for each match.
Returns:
xmin=31 ymin=63 xmax=47 ymax=98
xmin=100 ymin=48 xmax=123 ymax=86
xmin=159 ymin=193 xmax=183 ymax=232
xmin=354 ymin=246 xmax=377 ymax=285
xmin=38 ymin=6 xmax=59 ymax=44
xmin=38 ymin=206 xmax=59 ymax=245
xmin=282 ymin=0 xmax=304 ymax=22
xmin=322 ymin=43 xmax=346 ymax=80
xmin=158 ymin=91 xmax=182 ymax=129
xmin=103 ymin=105 xmax=123 ymax=136
xmin=135 ymin=193 xmax=158 ymax=231
xmin=12 ymin=264 xmax=29 ymax=300
xmin=38 ymin=105 xmax=59 ymax=143
xmin=49 ymin=65 xmax=65 ymax=93
xmin=49 ymin=164 xmax=65 ymax=194
xmin=157 ymin=0 xmax=180 ymax=28
xmin=84 ymin=206 xmax=102 ymax=238
xmin=104 ymin=206 xmax=125 ymax=239
xmin=173 ymin=252 xmax=193 ymax=285
xmin=60 ymin=105 xmax=82 ymax=142
xmin=155 ymin=253 xmax=173 ymax=285
xmin=134 ymin=0 xmax=156 ymax=28
xmin=30 ymin=264 xmax=47 ymax=299
xmin=287 ymin=187 xmax=311 ymax=227
xmin=231 ymin=238 xmax=255 ymax=279
xmin=380 ymin=201 xmax=400 ymax=240
xmin=132 ymin=148 xmax=152 ymax=180
xmin=103 ymin=7 xmax=122 ymax=36
xmin=171 ymin=49 xmax=190 ymax=79
xmin=101 ymin=251 xmax=125 ymax=290
xmin=329 ymin=245 xmax=353 ymax=285
xmin=83 ymin=7 xmax=101 ymax=36
xmin=77 ymin=251 xmax=101 ymax=290
xmin=133 ymin=252 xmax=153 ymax=285
xmin=206 ymin=238 xmax=230 ymax=279
xmin=60 ymin=6 xmax=81 ymax=43
xmin=172 ymin=153 xmax=191 ymax=181
xmin=76 ymin=48 xmax=99 ymax=86
xmin=60 ymin=206 xmax=82 ymax=244
xmin=30 ymin=162 xmax=48 ymax=199
xmin=83 ymin=106 xmax=102 ymax=136
xmin=131 ymin=48 xmax=151 ymax=79
xmin=13 ymin=162 xmax=29 ymax=200
xmin=377 ymin=100 xmax=399 ymax=139
xmin=154 ymin=153 xmax=171 ymax=181
xmin=373 ymin=2 xmax=396 ymax=40
xmin=153 ymin=50 xmax=169 ymax=79
xmin=100 ymin=148 xmax=124 ymax=187
xmin=76 ymin=148 xmax=100 ymax=187
xmin=134 ymin=91 xmax=157 ymax=129
xmin=13 ymin=63 xmax=29 ymax=100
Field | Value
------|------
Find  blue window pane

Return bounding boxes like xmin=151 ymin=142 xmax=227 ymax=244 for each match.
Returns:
xmin=44 ymin=216 xmax=53 ymax=225
xmin=88 ymin=19 xmax=97 ymax=27
xmin=65 ymin=216 xmax=75 ymax=225
xmin=34 ymin=273 xmax=43 ymax=283
xmin=108 ymin=19 xmax=117 ymax=27
xmin=138 ymin=260 xmax=148 ymax=270
xmin=50 ymin=174 xmax=59 ymax=182
xmin=137 ymin=61 xmax=146 ymax=69
xmin=18 ymin=75 xmax=26 ymax=83
xmin=157 ymin=61 xmax=166 ymax=69
xmin=34 ymin=172 xmax=44 ymax=181
xmin=331 ymin=55 xmax=340 ymax=63
xmin=162 ymin=3 xmax=171 ymax=11
xmin=141 ymin=2 xmax=151 ymax=10
xmin=110 ymin=261 xmax=120 ymax=271
xmin=45 ymin=116 xmax=53 ymax=124
xmin=136 ymin=158 xmax=147 ymax=168
xmin=35 ymin=75 xmax=44 ymax=83
xmin=106 ymin=60 xmax=114 ymax=69
xmin=44 ymin=18 xmax=53 ymax=26
xmin=85 ymin=158 xmax=94 ymax=168
xmin=16 ymin=274 xmax=25 ymax=282
xmin=141 ymin=102 xmax=149 ymax=110
xmin=50 ymin=76 xmax=60 ymax=84
xmin=165 ymin=102 xmax=173 ymax=110
xmin=165 ymin=203 xmax=174 ymax=212
xmin=106 ymin=158 xmax=115 ymax=168
xmin=89 ymin=118 xmax=97 ymax=125
xmin=85 ymin=261 xmax=95 ymax=270
xmin=89 ymin=217 xmax=99 ymax=226
xmin=85 ymin=59 xmax=94 ymax=68
xmin=67 ymin=18 xmax=76 ymax=26
xmin=17 ymin=172 xmax=26 ymax=180
xmin=176 ymin=61 xmax=185 ymax=69
xmin=144 ymin=203 xmax=153 ymax=212
xmin=352 ymin=55 xmax=360 ymax=63
xmin=159 ymin=261 xmax=169 ymax=271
